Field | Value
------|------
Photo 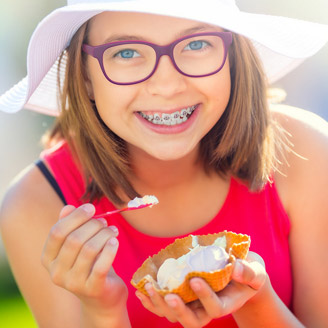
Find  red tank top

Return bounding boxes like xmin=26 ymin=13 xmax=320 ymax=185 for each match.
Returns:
xmin=41 ymin=141 xmax=292 ymax=327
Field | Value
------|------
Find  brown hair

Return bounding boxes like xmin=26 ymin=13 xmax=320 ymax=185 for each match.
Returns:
xmin=45 ymin=21 xmax=279 ymax=205
xmin=200 ymin=33 xmax=275 ymax=190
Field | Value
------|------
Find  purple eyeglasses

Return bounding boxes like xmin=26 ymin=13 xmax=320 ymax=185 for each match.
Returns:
xmin=82 ymin=32 xmax=232 ymax=85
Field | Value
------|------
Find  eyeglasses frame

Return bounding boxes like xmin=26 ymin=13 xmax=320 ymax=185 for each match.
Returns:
xmin=82 ymin=31 xmax=233 ymax=86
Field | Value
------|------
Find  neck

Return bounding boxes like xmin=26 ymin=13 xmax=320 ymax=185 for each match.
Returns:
xmin=128 ymin=145 xmax=204 ymax=192
xmin=120 ymin=144 xmax=229 ymax=237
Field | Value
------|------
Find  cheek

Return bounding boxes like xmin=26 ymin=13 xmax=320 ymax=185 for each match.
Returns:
xmin=88 ymin=67 xmax=137 ymax=122
xmin=214 ymin=75 xmax=231 ymax=112
xmin=204 ymin=63 xmax=231 ymax=115
xmin=87 ymin=59 xmax=119 ymax=116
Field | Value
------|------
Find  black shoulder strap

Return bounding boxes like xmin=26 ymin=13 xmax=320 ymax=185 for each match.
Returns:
xmin=35 ymin=160 xmax=67 ymax=205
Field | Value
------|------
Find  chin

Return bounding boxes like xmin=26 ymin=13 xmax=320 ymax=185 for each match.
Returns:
xmin=128 ymin=139 xmax=199 ymax=162
xmin=146 ymin=145 xmax=197 ymax=162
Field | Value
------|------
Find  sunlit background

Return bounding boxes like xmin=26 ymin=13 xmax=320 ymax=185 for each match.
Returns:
xmin=0 ymin=0 xmax=327 ymax=327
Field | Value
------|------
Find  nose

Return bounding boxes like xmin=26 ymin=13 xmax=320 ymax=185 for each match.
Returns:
xmin=145 ymin=55 xmax=187 ymax=97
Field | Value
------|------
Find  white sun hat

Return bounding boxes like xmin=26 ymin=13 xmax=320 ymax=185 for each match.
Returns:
xmin=1 ymin=0 xmax=327 ymax=116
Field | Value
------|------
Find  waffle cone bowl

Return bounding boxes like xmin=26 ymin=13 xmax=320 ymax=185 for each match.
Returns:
xmin=131 ymin=231 xmax=251 ymax=303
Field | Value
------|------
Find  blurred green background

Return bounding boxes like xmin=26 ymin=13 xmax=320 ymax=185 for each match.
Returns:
xmin=0 ymin=0 xmax=327 ymax=327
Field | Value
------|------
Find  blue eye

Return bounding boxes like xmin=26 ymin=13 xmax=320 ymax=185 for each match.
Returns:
xmin=185 ymin=40 xmax=209 ymax=51
xmin=115 ymin=49 xmax=140 ymax=59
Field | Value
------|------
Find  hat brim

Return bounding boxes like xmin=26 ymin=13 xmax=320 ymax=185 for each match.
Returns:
xmin=1 ymin=0 xmax=328 ymax=115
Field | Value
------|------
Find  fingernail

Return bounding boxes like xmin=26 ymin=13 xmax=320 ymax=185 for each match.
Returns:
xmin=145 ymin=283 xmax=154 ymax=297
xmin=108 ymin=237 xmax=118 ymax=246
xmin=165 ymin=295 xmax=177 ymax=308
xmin=135 ymin=292 xmax=143 ymax=301
xmin=81 ymin=203 xmax=94 ymax=214
xmin=190 ymin=280 xmax=201 ymax=292
xmin=98 ymin=218 xmax=108 ymax=227
xmin=109 ymin=225 xmax=118 ymax=234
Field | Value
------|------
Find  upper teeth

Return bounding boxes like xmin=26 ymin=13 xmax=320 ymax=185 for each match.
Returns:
xmin=139 ymin=105 xmax=197 ymax=125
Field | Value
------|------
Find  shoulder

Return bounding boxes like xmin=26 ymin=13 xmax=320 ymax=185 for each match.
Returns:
xmin=270 ymin=104 xmax=328 ymax=141
xmin=270 ymin=103 xmax=328 ymax=218
xmin=0 ymin=162 xmax=63 ymax=270
xmin=0 ymin=163 xmax=63 ymax=229
xmin=270 ymin=104 xmax=328 ymax=212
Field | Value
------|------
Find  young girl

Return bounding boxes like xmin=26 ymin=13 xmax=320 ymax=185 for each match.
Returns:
xmin=1 ymin=1 xmax=328 ymax=327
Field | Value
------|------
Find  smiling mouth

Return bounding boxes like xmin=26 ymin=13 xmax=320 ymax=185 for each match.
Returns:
xmin=137 ymin=105 xmax=198 ymax=126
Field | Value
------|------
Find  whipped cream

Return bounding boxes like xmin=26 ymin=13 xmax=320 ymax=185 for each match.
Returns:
xmin=127 ymin=195 xmax=159 ymax=208
xmin=157 ymin=236 xmax=229 ymax=290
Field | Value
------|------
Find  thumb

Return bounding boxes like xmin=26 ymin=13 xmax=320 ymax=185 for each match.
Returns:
xmin=232 ymin=259 xmax=267 ymax=290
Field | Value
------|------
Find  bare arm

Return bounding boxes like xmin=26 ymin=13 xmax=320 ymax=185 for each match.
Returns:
xmin=0 ymin=165 xmax=81 ymax=326
xmin=273 ymin=104 xmax=328 ymax=327
xmin=0 ymin=165 xmax=130 ymax=327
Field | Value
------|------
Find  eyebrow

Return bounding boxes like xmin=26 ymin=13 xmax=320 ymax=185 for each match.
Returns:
xmin=101 ymin=24 xmax=218 ymax=44
xmin=179 ymin=24 xmax=218 ymax=36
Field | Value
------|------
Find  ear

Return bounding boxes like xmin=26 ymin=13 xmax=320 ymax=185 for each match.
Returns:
xmin=85 ymin=78 xmax=95 ymax=101
xmin=83 ymin=63 xmax=95 ymax=101
xmin=84 ymin=70 xmax=95 ymax=101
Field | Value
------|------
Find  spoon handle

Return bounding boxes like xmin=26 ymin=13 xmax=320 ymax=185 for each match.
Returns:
xmin=93 ymin=203 xmax=153 ymax=219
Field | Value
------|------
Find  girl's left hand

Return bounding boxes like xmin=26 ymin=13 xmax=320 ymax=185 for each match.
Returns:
xmin=135 ymin=251 xmax=267 ymax=328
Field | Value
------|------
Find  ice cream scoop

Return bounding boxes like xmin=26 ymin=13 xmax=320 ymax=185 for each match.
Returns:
xmin=157 ymin=236 xmax=229 ymax=289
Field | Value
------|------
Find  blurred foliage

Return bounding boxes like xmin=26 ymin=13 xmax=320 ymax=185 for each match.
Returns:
xmin=0 ymin=260 xmax=36 ymax=327
xmin=0 ymin=259 xmax=20 ymax=296
xmin=0 ymin=295 xmax=37 ymax=328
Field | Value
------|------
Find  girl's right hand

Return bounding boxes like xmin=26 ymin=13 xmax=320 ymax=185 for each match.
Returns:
xmin=41 ymin=204 xmax=128 ymax=317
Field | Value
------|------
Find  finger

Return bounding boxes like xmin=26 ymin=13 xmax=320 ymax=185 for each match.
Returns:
xmin=164 ymin=293 xmax=202 ymax=328
xmin=144 ymin=284 xmax=174 ymax=317
xmin=58 ymin=203 xmax=96 ymax=227
xmin=232 ymin=259 xmax=267 ymax=290
xmin=213 ymin=281 xmax=250 ymax=313
xmin=135 ymin=291 xmax=170 ymax=319
xmin=136 ymin=291 xmax=156 ymax=312
xmin=211 ymin=257 xmax=267 ymax=314
xmin=41 ymin=205 xmax=76 ymax=267
xmin=71 ymin=226 xmax=119 ymax=281
xmin=189 ymin=277 xmax=226 ymax=319
xmin=189 ymin=277 xmax=259 ymax=319
xmin=141 ymin=284 xmax=178 ymax=322
xmin=53 ymin=218 xmax=108 ymax=273
xmin=86 ymin=237 xmax=119 ymax=291
xmin=42 ymin=204 xmax=96 ymax=266
xmin=59 ymin=205 xmax=76 ymax=220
